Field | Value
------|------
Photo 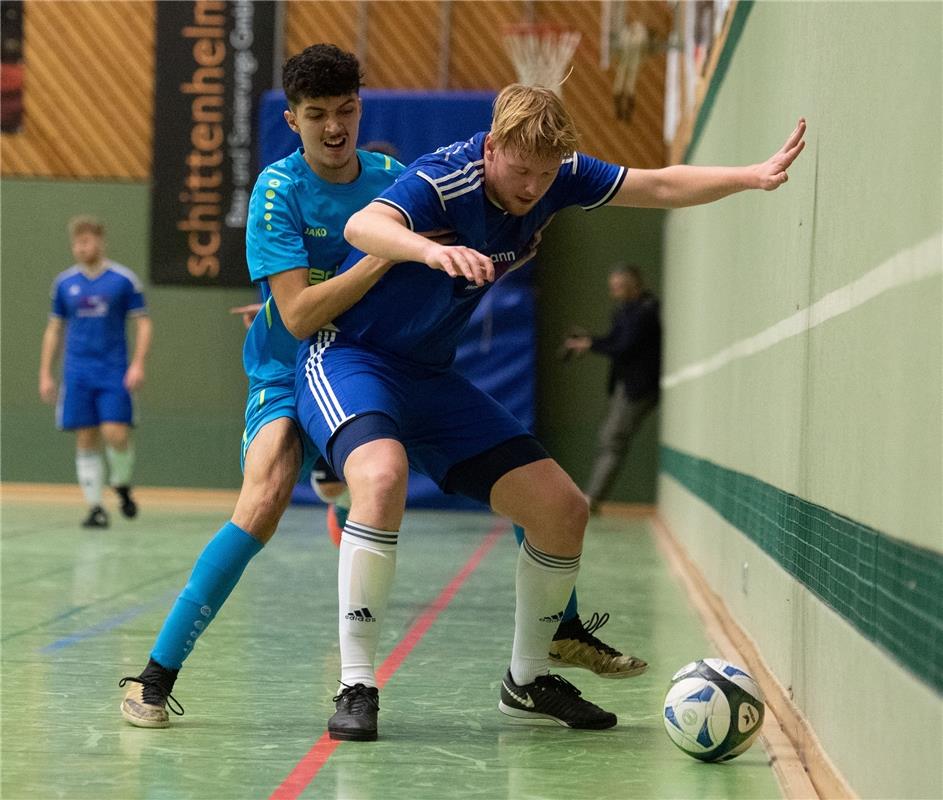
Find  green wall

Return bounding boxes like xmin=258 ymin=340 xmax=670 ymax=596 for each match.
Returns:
xmin=536 ymin=205 xmax=665 ymax=504
xmin=0 ymin=179 xmax=258 ymax=488
xmin=658 ymin=3 xmax=942 ymax=798
xmin=0 ymin=178 xmax=664 ymax=502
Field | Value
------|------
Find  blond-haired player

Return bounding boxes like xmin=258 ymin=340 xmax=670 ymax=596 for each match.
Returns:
xmin=295 ymin=84 xmax=805 ymax=740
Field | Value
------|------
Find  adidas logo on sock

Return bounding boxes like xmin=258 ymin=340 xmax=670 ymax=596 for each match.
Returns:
xmin=345 ymin=607 xmax=376 ymax=622
xmin=539 ymin=611 xmax=566 ymax=623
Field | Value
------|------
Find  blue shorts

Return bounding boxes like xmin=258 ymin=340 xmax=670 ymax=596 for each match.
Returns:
xmin=294 ymin=332 xmax=530 ymax=486
xmin=242 ymin=382 xmax=321 ymax=479
xmin=57 ymin=371 xmax=133 ymax=430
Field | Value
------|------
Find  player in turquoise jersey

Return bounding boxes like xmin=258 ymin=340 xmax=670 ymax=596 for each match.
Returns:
xmin=239 ymin=141 xmax=403 ymax=485
xmin=119 ymin=44 xmax=404 ymax=728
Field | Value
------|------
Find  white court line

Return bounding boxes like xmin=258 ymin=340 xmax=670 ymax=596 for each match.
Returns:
xmin=662 ymin=232 xmax=943 ymax=390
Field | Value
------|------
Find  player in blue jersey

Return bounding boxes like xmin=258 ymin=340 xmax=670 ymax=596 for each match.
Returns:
xmin=119 ymin=44 xmax=407 ymax=728
xmin=39 ymin=215 xmax=152 ymax=528
xmin=296 ymin=84 xmax=805 ymax=739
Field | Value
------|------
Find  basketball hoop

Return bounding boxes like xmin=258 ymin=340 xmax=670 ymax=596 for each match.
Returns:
xmin=502 ymin=23 xmax=582 ymax=96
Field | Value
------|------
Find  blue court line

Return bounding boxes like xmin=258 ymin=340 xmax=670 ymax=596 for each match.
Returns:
xmin=39 ymin=588 xmax=178 ymax=653
xmin=3 ymin=567 xmax=188 ymax=644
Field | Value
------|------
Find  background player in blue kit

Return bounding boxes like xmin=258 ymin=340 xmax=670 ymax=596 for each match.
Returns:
xmin=296 ymin=84 xmax=805 ymax=740
xmin=39 ymin=215 xmax=152 ymax=528
xmin=119 ymin=44 xmax=405 ymax=728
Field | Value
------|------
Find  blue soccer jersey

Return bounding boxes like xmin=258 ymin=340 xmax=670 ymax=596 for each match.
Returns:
xmin=331 ymin=131 xmax=625 ymax=367
xmin=243 ymin=148 xmax=404 ymax=389
xmin=50 ymin=262 xmax=147 ymax=378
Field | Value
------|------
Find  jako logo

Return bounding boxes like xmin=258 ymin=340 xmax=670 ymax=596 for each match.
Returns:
xmin=345 ymin=607 xmax=376 ymax=622
xmin=305 ymin=226 xmax=328 ymax=238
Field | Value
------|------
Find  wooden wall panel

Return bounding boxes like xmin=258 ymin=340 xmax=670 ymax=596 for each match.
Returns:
xmin=284 ymin=1 xmax=358 ymax=62
xmin=531 ymin=0 xmax=671 ymax=168
xmin=1 ymin=0 xmax=670 ymax=179
xmin=449 ymin=1 xmax=524 ymax=91
xmin=286 ymin=1 xmax=443 ymax=90
xmin=0 ymin=0 xmax=154 ymax=179
xmin=367 ymin=1 xmax=439 ymax=89
xmin=285 ymin=0 xmax=671 ymax=168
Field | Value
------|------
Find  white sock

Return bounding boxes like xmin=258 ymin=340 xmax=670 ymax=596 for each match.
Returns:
xmin=510 ymin=537 xmax=581 ymax=686
xmin=338 ymin=520 xmax=398 ymax=688
xmin=105 ymin=444 xmax=134 ymax=487
xmin=76 ymin=449 xmax=104 ymax=506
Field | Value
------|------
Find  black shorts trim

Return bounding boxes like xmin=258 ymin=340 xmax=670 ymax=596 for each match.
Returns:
xmin=328 ymin=412 xmax=401 ymax=479
xmin=442 ymin=435 xmax=550 ymax=506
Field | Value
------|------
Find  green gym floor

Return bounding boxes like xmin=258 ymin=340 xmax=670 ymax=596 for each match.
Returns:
xmin=0 ymin=494 xmax=783 ymax=800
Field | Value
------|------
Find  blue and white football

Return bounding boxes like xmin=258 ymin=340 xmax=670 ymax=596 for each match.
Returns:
xmin=663 ymin=658 xmax=765 ymax=762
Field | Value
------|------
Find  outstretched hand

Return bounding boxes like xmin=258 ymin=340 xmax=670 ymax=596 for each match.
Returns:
xmin=753 ymin=118 xmax=807 ymax=191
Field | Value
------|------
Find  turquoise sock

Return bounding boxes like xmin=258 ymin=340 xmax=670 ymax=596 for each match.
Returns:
xmin=150 ymin=522 xmax=262 ymax=670
xmin=512 ymin=524 xmax=579 ymax=623
xmin=562 ymin=584 xmax=579 ymax=623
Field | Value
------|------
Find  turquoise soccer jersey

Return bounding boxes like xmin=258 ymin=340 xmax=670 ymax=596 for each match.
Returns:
xmin=243 ymin=148 xmax=404 ymax=390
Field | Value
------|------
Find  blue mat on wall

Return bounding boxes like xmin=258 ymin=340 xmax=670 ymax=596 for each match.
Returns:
xmin=257 ymin=89 xmax=535 ymax=510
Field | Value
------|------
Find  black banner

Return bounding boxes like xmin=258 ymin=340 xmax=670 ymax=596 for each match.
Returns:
xmin=150 ymin=1 xmax=276 ymax=286
xmin=1 ymin=1 xmax=25 ymax=133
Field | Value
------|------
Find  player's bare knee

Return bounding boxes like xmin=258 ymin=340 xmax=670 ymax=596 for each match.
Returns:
xmin=569 ymin=495 xmax=590 ymax=538
xmin=349 ymin=459 xmax=407 ymax=502
xmin=101 ymin=423 xmax=130 ymax=449
xmin=234 ymin=468 xmax=294 ymax=532
xmin=564 ymin=505 xmax=589 ymax=543
xmin=549 ymin=485 xmax=589 ymax=537
xmin=233 ymin=491 xmax=289 ymax=542
xmin=75 ymin=427 xmax=99 ymax=450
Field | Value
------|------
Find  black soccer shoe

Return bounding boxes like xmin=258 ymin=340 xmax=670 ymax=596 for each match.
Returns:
xmin=114 ymin=485 xmax=138 ymax=519
xmin=498 ymin=670 xmax=617 ymax=729
xmin=329 ymin=683 xmax=380 ymax=741
xmin=81 ymin=505 xmax=109 ymax=528
xmin=119 ymin=658 xmax=184 ymax=728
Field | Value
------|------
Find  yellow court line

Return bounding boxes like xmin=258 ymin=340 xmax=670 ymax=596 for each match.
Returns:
xmin=0 ymin=482 xmax=239 ymax=512
xmin=0 ymin=489 xmax=651 ymax=518
xmin=597 ymin=502 xmax=656 ymax=519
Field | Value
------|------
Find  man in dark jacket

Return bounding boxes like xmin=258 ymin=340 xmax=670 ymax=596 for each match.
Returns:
xmin=563 ymin=264 xmax=662 ymax=511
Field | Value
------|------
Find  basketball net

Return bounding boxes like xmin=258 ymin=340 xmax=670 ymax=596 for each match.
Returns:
xmin=503 ymin=23 xmax=582 ymax=96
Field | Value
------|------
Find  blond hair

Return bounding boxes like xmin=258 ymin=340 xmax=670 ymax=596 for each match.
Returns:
xmin=490 ymin=84 xmax=579 ymax=159
xmin=67 ymin=215 xmax=105 ymax=240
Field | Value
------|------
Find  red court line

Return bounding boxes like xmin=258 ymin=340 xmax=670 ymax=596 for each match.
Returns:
xmin=270 ymin=522 xmax=507 ymax=800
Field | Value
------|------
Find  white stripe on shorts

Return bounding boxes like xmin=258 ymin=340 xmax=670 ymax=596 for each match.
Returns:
xmin=303 ymin=331 xmax=353 ymax=433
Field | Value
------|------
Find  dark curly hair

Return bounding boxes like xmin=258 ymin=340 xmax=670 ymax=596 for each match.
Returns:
xmin=282 ymin=44 xmax=363 ymax=107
